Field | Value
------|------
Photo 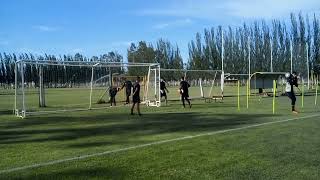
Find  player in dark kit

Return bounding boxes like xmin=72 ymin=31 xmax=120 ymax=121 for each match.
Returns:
xmin=285 ymin=72 xmax=299 ymax=114
xmin=131 ymin=76 xmax=142 ymax=116
xmin=160 ymin=78 xmax=169 ymax=105
xmin=109 ymin=86 xmax=119 ymax=107
xmin=179 ymin=77 xmax=192 ymax=108
xmin=121 ymin=78 xmax=133 ymax=104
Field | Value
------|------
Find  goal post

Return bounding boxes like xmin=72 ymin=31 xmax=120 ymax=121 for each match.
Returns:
xmin=14 ymin=60 xmax=160 ymax=118
xmin=145 ymin=66 xmax=161 ymax=107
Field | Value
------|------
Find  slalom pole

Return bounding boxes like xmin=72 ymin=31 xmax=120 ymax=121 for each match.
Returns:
xmin=238 ymin=80 xmax=240 ymax=111
xmin=273 ymin=80 xmax=276 ymax=114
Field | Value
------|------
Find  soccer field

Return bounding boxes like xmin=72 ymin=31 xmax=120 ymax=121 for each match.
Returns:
xmin=0 ymin=87 xmax=320 ymax=179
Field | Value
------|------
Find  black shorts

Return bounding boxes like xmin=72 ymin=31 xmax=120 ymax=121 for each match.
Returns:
xmin=133 ymin=96 xmax=140 ymax=103
xmin=160 ymin=90 xmax=167 ymax=97
xmin=181 ymin=93 xmax=189 ymax=98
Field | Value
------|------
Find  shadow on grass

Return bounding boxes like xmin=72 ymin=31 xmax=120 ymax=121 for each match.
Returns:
xmin=0 ymin=110 xmax=13 ymax=115
xmin=6 ymin=167 xmax=125 ymax=180
xmin=0 ymin=111 xmax=279 ymax=147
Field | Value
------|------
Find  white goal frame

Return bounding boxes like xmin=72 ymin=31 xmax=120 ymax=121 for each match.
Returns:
xmin=14 ymin=60 xmax=160 ymax=118
xmin=160 ymin=69 xmax=224 ymax=100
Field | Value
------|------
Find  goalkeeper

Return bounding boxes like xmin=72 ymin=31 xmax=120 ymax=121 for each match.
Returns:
xmin=285 ymin=72 xmax=299 ymax=114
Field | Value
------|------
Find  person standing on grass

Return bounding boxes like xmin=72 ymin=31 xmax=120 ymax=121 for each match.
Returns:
xmin=160 ymin=78 xmax=169 ymax=105
xmin=120 ymin=78 xmax=133 ymax=104
xmin=285 ymin=72 xmax=299 ymax=114
xmin=179 ymin=76 xmax=192 ymax=108
xmin=131 ymin=76 xmax=142 ymax=116
xmin=109 ymin=86 xmax=120 ymax=107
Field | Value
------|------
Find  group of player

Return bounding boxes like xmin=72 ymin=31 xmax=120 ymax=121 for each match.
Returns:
xmin=107 ymin=72 xmax=298 ymax=115
xmin=107 ymin=76 xmax=193 ymax=115
xmin=108 ymin=77 xmax=141 ymax=115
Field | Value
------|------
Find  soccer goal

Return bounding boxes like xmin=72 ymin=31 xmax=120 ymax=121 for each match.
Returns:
xmin=158 ymin=69 xmax=224 ymax=102
xmin=14 ymin=60 xmax=160 ymax=118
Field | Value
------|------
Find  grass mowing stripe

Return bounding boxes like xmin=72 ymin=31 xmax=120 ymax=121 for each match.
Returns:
xmin=1 ymin=113 xmax=319 ymax=175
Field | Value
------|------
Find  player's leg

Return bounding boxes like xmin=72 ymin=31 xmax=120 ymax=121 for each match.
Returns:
xmin=110 ymin=96 xmax=114 ymax=106
xmin=126 ymin=93 xmax=130 ymax=104
xmin=181 ymin=95 xmax=186 ymax=108
xmin=137 ymin=102 xmax=141 ymax=116
xmin=286 ymin=92 xmax=292 ymax=111
xmin=287 ymin=92 xmax=296 ymax=112
xmin=185 ymin=95 xmax=191 ymax=108
xmin=291 ymin=93 xmax=297 ymax=112
xmin=165 ymin=94 xmax=168 ymax=106
xmin=131 ymin=102 xmax=135 ymax=115
xmin=113 ymin=96 xmax=116 ymax=106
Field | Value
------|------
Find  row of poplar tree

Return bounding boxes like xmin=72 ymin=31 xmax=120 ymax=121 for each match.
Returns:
xmin=1 ymin=13 xmax=320 ymax=87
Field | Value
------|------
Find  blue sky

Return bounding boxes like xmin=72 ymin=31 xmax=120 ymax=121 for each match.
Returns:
xmin=1 ymin=0 xmax=320 ymax=62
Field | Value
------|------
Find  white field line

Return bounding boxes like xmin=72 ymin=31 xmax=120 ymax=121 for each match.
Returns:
xmin=1 ymin=113 xmax=319 ymax=174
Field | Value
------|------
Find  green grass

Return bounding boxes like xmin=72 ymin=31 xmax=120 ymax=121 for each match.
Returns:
xmin=0 ymin=86 xmax=320 ymax=179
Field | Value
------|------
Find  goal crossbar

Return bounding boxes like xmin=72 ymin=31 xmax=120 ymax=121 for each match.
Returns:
xmin=16 ymin=60 xmax=159 ymax=68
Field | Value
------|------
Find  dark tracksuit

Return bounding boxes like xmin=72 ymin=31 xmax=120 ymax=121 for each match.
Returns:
xmin=122 ymin=81 xmax=133 ymax=104
xmin=180 ymin=80 xmax=191 ymax=108
xmin=109 ymin=87 xmax=118 ymax=106
xmin=286 ymin=75 xmax=298 ymax=111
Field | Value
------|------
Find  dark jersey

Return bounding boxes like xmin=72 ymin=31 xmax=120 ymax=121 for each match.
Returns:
xmin=285 ymin=75 xmax=298 ymax=93
xmin=133 ymin=82 xmax=140 ymax=97
xmin=160 ymin=81 xmax=166 ymax=90
xmin=109 ymin=87 xmax=118 ymax=97
xmin=180 ymin=80 xmax=190 ymax=94
xmin=123 ymin=81 xmax=133 ymax=91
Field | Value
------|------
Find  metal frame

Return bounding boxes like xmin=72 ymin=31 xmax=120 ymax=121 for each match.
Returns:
xmin=14 ymin=60 xmax=160 ymax=118
xmin=159 ymin=69 xmax=224 ymax=101
xmin=249 ymin=72 xmax=287 ymax=95
xmin=16 ymin=60 xmax=158 ymax=67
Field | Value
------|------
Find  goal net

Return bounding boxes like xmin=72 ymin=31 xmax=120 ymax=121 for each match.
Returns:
xmin=14 ymin=60 xmax=160 ymax=118
xmin=157 ymin=69 xmax=224 ymax=102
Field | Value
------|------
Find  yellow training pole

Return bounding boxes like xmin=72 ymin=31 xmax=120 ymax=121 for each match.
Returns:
xmin=273 ymin=80 xmax=276 ymax=114
xmin=247 ymin=80 xmax=249 ymax=109
xmin=302 ymin=79 xmax=304 ymax=108
xmin=238 ymin=80 xmax=240 ymax=111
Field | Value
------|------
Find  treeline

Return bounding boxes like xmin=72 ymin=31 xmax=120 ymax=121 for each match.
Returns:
xmin=188 ymin=13 xmax=320 ymax=77
xmin=127 ymin=39 xmax=184 ymax=80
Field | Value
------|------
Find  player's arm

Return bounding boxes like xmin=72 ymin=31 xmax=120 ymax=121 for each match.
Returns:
xmin=179 ymin=82 xmax=183 ymax=90
xmin=164 ymin=82 xmax=169 ymax=93
xmin=294 ymin=77 xmax=298 ymax=87
xmin=179 ymin=82 xmax=184 ymax=94
xmin=132 ymin=86 xmax=138 ymax=96
xmin=120 ymin=83 xmax=126 ymax=90
xmin=165 ymin=86 xmax=169 ymax=93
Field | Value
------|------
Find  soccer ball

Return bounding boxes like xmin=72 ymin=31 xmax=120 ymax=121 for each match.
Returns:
xmin=285 ymin=72 xmax=290 ymax=78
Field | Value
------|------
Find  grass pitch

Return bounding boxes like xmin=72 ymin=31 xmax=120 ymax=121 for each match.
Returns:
xmin=0 ymin=86 xmax=320 ymax=179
